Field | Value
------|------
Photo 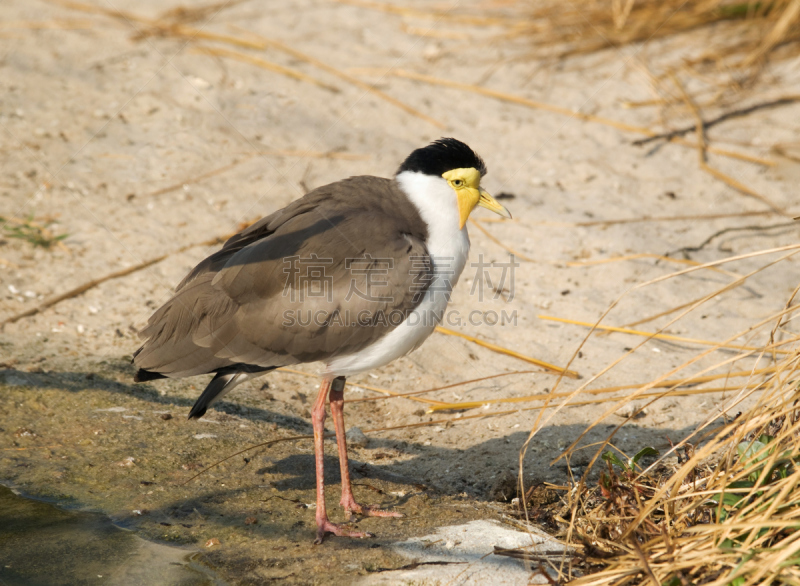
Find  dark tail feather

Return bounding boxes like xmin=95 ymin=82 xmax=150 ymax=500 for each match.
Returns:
xmin=188 ymin=365 xmax=276 ymax=419
xmin=134 ymin=368 xmax=167 ymax=383
xmin=188 ymin=372 xmax=239 ymax=420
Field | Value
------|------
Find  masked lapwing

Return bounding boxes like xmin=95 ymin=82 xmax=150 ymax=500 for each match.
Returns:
xmin=133 ymin=138 xmax=511 ymax=543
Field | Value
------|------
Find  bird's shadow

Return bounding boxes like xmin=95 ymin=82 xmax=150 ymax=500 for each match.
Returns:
xmin=1 ymin=365 xmax=313 ymax=433
xmin=2 ymin=364 xmax=709 ymax=499
xmin=1 ymin=363 xmax=718 ymax=585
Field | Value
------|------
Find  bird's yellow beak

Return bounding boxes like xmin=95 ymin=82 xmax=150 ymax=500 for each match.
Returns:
xmin=477 ymin=188 xmax=512 ymax=221
xmin=456 ymin=187 xmax=512 ymax=229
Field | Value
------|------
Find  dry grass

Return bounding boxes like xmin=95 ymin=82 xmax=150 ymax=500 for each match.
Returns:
xmin=490 ymin=7 xmax=800 ymax=581
xmin=549 ymin=346 xmax=800 ymax=585
xmin=47 ymin=0 xmax=444 ymax=128
xmin=500 ymin=0 xmax=800 ymax=218
xmin=499 ymin=241 xmax=800 ymax=584
xmin=517 ymin=0 xmax=800 ymax=84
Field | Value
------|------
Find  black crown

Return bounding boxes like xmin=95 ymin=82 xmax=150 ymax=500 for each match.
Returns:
xmin=397 ymin=138 xmax=488 ymax=178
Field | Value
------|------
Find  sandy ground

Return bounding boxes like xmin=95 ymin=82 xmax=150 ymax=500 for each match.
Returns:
xmin=2 ymin=0 xmax=800 ymax=583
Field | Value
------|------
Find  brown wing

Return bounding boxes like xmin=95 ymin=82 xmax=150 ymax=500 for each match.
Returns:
xmin=133 ymin=176 xmax=433 ymax=378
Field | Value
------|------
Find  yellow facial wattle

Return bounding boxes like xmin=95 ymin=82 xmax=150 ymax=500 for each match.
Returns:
xmin=442 ymin=167 xmax=511 ymax=229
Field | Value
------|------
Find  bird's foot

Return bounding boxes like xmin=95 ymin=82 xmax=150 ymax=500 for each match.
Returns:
xmin=314 ymin=519 xmax=373 ymax=545
xmin=342 ymin=496 xmax=404 ymax=520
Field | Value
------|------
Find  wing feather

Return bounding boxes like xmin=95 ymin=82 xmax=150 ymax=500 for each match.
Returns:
xmin=134 ymin=176 xmax=432 ymax=378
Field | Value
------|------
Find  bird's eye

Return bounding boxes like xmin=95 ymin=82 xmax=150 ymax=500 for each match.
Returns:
xmin=452 ymin=179 xmax=463 ymax=187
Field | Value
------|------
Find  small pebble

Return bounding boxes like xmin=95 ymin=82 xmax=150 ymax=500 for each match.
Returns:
xmin=189 ymin=76 xmax=210 ymax=89
xmin=616 ymin=404 xmax=648 ymax=420
xmin=160 ymin=413 xmax=172 ymax=420
xmin=346 ymin=426 xmax=369 ymax=448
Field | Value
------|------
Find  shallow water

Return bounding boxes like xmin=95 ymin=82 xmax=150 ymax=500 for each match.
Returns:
xmin=0 ymin=485 xmax=221 ymax=586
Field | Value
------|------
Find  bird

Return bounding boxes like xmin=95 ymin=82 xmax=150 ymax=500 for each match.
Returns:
xmin=133 ymin=138 xmax=511 ymax=543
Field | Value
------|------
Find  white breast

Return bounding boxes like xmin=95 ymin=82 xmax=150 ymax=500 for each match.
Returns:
xmin=327 ymin=171 xmax=470 ymax=377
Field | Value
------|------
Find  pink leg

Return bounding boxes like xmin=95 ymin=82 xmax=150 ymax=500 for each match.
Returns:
xmin=312 ymin=376 xmax=371 ymax=544
xmin=329 ymin=376 xmax=403 ymax=520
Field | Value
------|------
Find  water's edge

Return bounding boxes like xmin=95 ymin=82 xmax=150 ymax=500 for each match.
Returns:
xmin=0 ymin=483 xmax=224 ymax=586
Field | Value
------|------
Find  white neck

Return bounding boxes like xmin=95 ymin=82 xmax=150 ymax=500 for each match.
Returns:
xmin=395 ymin=170 xmax=471 ymax=288
xmin=325 ymin=172 xmax=472 ymax=377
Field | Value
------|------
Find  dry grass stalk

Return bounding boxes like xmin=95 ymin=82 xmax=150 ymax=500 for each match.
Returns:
xmin=538 ymin=248 xmax=800 ymax=467
xmin=507 ymin=210 xmax=778 ymax=229
xmin=434 ymin=325 xmax=580 ymax=378
xmin=249 ymin=150 xmax=369 ymax=161
xmin=191 ymin=45 xmax=338 ymax=92
xmin=47 ymin=0 xmax=443 ymax=128
xmin=560 ymin=345 xmax=800 ymax=585
xmin=507 ymin=240 xmax=800 ymax=583
xmin=330 ymin=0 xmax=513 ymax=26
xmin=538 ymin=314 xmax=792 ymax=355
xmin=145 ymin=155 xmax=256 ymax=198
xmin=518 ymin=0 xmax=800 ymax=78
xmin=0 ymin=231 xmax=240 ymax=327
xmin=509 ymin=1 xmax=799 ymax=217
xmin=511 ymin=247 xmax=797 ymax=493
xmin=632 ymin=95 xmax=800 ymax=146
xmin=0 ymin=19 xmax=93 ymax=29
xmin=400 ymin=1 xmax=800 ymax=224
xmin=673 ymin=71 xmax=788 ymax=216
xmin=400 ymin=23 xmax=469 ymax=40
xmin=376 ymin=68 xmax=776 ymax=167
xmin=566 ymin=253 xmax=740 ymax=277
xmin=428 ymin=382 xmax=766 ymax=413
xmin=347 ymin=370 xmax=540 ymax=404
xmin=224 ymin=25 xmax=444 ymax=128
xmin=468 ymin=218 xmax=537 ymax=263
xmin=276 ymin=367 xmax=447 ymax=406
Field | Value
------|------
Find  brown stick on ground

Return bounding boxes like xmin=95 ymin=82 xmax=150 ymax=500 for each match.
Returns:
xmin=672 ymin=73 xmax=788 ymax=217
xmin=380 ymin=69 xmax=777 ymax=167
xmin=145 ymin=156 xmax=255 ymax=198
xmin=0 ymin=235 xmax=228 ymax=327
xmin=632 ymin=95 xmax=800 ymax=146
